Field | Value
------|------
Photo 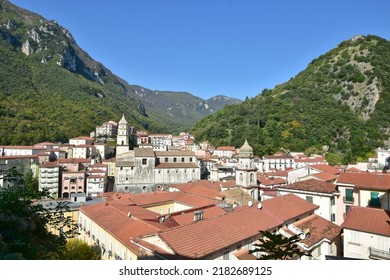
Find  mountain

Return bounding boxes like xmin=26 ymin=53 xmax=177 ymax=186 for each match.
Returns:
xmin=0 ymin=0 xmax=240 ymax=145
xmin=126 ymin=86 xmax=241 ymax=132
xmin=191 ymin=35 xmax=390 ymax=164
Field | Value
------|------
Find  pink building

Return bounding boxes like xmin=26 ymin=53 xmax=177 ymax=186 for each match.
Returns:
xmin=61 ymin=171 xmax=86 ymax=198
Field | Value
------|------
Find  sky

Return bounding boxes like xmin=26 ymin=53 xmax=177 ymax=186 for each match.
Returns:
xmin=10 ymin=0 xmax=390 ymax=100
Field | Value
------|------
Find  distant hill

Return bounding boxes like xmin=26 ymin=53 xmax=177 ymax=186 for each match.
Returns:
xmin=0 ymin=0 xmax=240 ymax=145
xmin=191 ymin=35 xmax=390 ymax=164
xmin=127 ymin=86 xmax=241 ymax=132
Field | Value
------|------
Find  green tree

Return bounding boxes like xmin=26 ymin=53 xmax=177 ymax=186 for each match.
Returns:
xmin=0 ymin=169 xmax=78 ymax=259
xmin=24 ymin=169 xmax=39 ymax=192
xmin=250 ymin=230 xmax=311 ymax=260
xmin=63 ymin=239 xmax=100 ymax=260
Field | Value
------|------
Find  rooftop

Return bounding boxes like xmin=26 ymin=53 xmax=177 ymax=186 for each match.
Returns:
xmin=279 ymin=178 xmax=338 ymax=194
xmin=341 ymin=206 xmax=390 ymax=237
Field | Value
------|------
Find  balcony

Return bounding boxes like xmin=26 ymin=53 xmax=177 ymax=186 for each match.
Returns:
xmin=369 ymin=247 xmax=390 ymax=260
xmin=343 ymin=196 xmax=354 ymax=204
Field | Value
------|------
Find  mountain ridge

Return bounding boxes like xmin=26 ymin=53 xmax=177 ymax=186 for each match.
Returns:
xmin=191 ymin=34 xmax=390 ymax=164
xmin=0 ymin=0 xmax=240 ymax=145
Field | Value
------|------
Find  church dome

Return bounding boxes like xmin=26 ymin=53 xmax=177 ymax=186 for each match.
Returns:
xmin=119 ymin=114 xmax=128 ymax=124
xmin=239 ymin=139 xmax=253 ymax=158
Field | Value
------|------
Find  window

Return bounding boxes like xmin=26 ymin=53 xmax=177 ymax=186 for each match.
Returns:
xmin=173 ymin=157 xmax=177 ymax=163
xmin=181 ymin=157 xmax=185 ymax=162
xmin=306 ymin=196 xmax=313 ymax=203
xmin=165 ymin=157 xmax=168 ymax=163
xmin=331 ymin=197 xmax=336 ymax=206
xmin=331 ymin=213 xmax=336 ymax=222
xmin=350 ymin=231 xmax=360 ymax=244
xmin=142 ymin=158 xmax=147 ymax=165
xmin=190 ymin=157 xmax=193 ymax=162
xmin=344 ymin=188 xmax=354 ymax=203
xmin=369 ymin=192 xmax=380 ymax=207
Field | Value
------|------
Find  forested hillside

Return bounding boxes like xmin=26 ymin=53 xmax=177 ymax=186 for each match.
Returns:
xmin=192 ymin=35 xmax=390 ymax=164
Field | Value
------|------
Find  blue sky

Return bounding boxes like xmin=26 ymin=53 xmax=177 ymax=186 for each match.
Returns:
xmin=11 ymin=0 xmax=390 ymax=100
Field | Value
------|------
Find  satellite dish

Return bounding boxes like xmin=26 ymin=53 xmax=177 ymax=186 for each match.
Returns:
xmin=248 ymin=201 xmax=253 ymax=207
xmin=257 ymin=202 xmax=262 ymax=209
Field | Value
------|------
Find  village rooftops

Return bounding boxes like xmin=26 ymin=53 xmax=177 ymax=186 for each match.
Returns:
xmin=154 ymin=204 xmax=283 ymax=259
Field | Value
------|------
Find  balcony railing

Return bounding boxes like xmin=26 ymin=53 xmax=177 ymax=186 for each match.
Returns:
xmin=343 ymin=196 xmax=354 ymax=203
xmin=369 ymin=247 xmax=390 ymax=260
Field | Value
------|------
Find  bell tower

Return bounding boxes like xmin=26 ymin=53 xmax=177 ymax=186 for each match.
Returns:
xmin=116 ymin=114 xmax=130 ymax=155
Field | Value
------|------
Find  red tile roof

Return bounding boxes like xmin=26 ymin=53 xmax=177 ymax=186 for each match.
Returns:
xmin=311 ymin=172 xmax=338 ymax=182
xmin=157 ymin=206 xmax=283 ymax=259
xmin=290 ymin=214 xmax=341 ymax=248
xmin=341 ymin=206 xmax=390 ymax=237
xmin=261 ymin=194 xmax=319 ymax=221
xmin=337 ymin=172 xmax=390 ymax=191
xmin=279 ymin=178 xmax=338 ymax=194
xmin=108 ymin=191 xmax=218 ymax=209
xmin=80 ymin=202 xmax=164 ymax=253
xmin=310 ymin=164 xmax=341 ymax=175
xmin=172 ymin=206 xmax=226 ymax=226
xmin=258 ymin=175 xmax=287 ymax=186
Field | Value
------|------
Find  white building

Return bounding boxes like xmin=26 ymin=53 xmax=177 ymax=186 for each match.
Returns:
xmin=39 ymin=162 xmax=60 ymax=197
xmin=277 ymin=179 xmax=339 ymax=223
xmin=341 ymin=206 xmax=390 ymax=260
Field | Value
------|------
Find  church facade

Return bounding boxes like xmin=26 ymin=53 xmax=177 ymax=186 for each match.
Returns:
xmin=114 ymin=115 xmax=201 ymax=193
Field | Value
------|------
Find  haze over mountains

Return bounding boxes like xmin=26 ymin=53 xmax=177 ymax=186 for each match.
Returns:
xmin=0 ymin=0 xmax=240 ymax=145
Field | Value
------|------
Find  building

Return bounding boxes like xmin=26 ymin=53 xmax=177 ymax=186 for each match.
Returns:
xmin=95 ymin=121 xmax=118 ymax=138
xmin=39 ymin=162 xmax=60 ymax=197
xmin=61 ymin=171 xmax=86 ymax=198
xmin=148 ymin=134 xmax=173 ymax=151
xmin=281 ymin=214 xmax=341 ymax=260
xmin=287 ymin=164 xmax=340 ymax=184
xmin=277 ymin=179 xmax=339 ymax=223
xmin=212 ymin=146 xmax=236 ymax=158
xmin=115 ymin=115 xmax=200 ymax=193
xmin=376 ymin=148 xmax=390 ymax=171
xmin=78 ymin=191 xmax=221 ymax=260
xmin=335 ymin=172 xmax=390 ymax=225
xmin=69 ymin=136 xmax=95 ymax=146
xmin=79 ymin=192 xmax=324 ymax=260
xmin=235 ymin=140 xmax=258 ymax=200
xmin=262 ymin=153 xmax=295 ymax=172
xmin=341 ymin=206 xmax=390 ymax=260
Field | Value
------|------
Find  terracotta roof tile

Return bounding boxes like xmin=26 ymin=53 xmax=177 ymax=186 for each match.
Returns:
xmin=291 ymin=214 xmax=341 ymax=248
xmin=337 ymin=172 xmax=390 ymax=191
xmin=158 ymin=206 xmax=283 ymax=259
xmin=172 ymin=206 xmax=226 ymax=226
xmin=261 ymin=194 xmax=319 ymax=221
xmin=311 ymin=172 xmax=338 ymax=182
xmin=310 ymin=164 xmax=341 ymax=175
xmin=279 ymin=179 xmax=338 ymax=194
xmin=341 ymin=206 xmax=390 ymax=237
